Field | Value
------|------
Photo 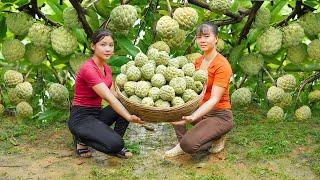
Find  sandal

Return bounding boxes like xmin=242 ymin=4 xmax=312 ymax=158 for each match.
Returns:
xmin=110 ymin=148 xmax=133 ymax=159
xmin=73 ymin=136 xmax=92 ymax=158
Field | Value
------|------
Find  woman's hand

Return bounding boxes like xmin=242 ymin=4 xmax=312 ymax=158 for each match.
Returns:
xmin=181 ymin=115 xmax=196 ymax=123
xmin=129 ymin=115 xmax=144 ymax=124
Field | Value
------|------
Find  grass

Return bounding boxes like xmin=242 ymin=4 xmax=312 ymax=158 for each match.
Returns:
xmin=0 ymin=104 xmax=319 ymax=179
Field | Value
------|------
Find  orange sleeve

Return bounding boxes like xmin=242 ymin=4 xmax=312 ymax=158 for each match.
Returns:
xmin=194 ymin=56 xmax=203 ymax=70
xmin=210 ymin=63 xmax=232 ymax=88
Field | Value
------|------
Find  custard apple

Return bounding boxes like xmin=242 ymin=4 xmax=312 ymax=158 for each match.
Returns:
xmin=47 ymin=83 xmax=69 ymax=103
xmin=121 ymin=64 xmax=128 ymax=74
xmin=169 ymin=77 xmax=186 ymax=95
xmin=70 ymin=53 xmax=90 ymax=74
xmin=160 ymin=85 xmax=175 ymax=101
xmin=182 ymin=89 xmax=198 ymax=102
xmin=209 ymin=0 xmax=232 ymax=13
xmin=135 ymin=81 xmax=151 ymax=98
xmin=151 ymin=74 xmax=166 ymax=88
xmin=168 ymin=58 xmax=180 ymax=68
xmin=308 ymin=90 xmax=320 ymax=102
xmin=171 ymin=97 xmax=185 ymax=107
xmin=110 ymin=5 xmax=138 ymax=30
xmin=182 ymin=63 xmax=196 ymax=77
xmin=186 ymin=53 xmax=202 ymax=63
xmin=108 ymin=20 xmax=130 ymax=35
xmin=287 ymin=44 xmax=307 ymax=65
xmin=193 ymin=70 xmax=207 ymax=84
xmin=239 ymin=53 xmax=264 ymax=76
xmin=274 ymin=92 xmax=292 ymax=109
xmin=63 ymin=7 xmax=80 ymax=28
xmin=141 ymin=62 xmax=155 ymax=80
xmin=193 ymin=81 xmax=203 ymax=94
xmin=2 ymin=39 xmax=25 ymax=61
xmin=16 ymin=101 xmax=33 ymax=119
xmin=155 ymin=99 xmax=171 ymax=108
xmin=124 ymin=81 xmax=136 ymax=96
xmin=155 ymin=51 xmax=169 ymax=66
xmin=3 ymin=70 xmax=23 ymax=88
xmin=164 ymin=66 xmax=180 ymax=81
xmin=142 ymin=97 xmax=154 ymax=107
xmin=184 ymin=76 xmax=195 ymax=89
xmin=115 ymin=74 xmax=127 ymax=89
xmin=50 ymin=27 xmax=78 ymax=56
xmin=295 ymin=105 xmax=312 ymax=120
xmin=148 ymin=87 xmax=160 ymax=101
xmin=282 ymin=23 xmax=304 ymax=48
xmin=231 ymin=87 xmax=251 ymax=106
xmin=134 ymin=52 xmax=149 ymax=67
xmin=129 ymin=95 xmax=142 ymax=104
xmin=307 ymin=39 xmax=320 ymax=61
xmin=126 ymin=66 xmax=141 ymax=81
xmin=298 ymin=12 xmax=320 ymax=36
xmin=173 ymin=7 xmax=198 ymax=30
xmin=276 ymin=74 xmax=296 ymax=92
xmin=162 ymin=29 xmax=186 ymax=49
xmin=267 ymin=86 xmax=285 ymax=104
xmin=156 ymin=65 xmax=167 ymax=75
xmin=6 ymin=12 xmax=33 ymax=36
xmin=28 ymin=23 xmax=51 ymax=47
xmin=15 ymin=82 xmax=33 ymax=100
xmin=267 ymin=106 xmax=284 ymax=121
xmin=156 ymin=16 xmax=179 ymax=39
xmin=176 ymin=56 xmax=188 ymax=68
xmin=256 ymin=27 xmax=283 ymax=56
xmin=177 ymin=69 xmax=185 ymax=77
xmin=7 ymin=88 xmax=24 ymax=105
xmin=253 ymin=7 xmax=270 ymax=29
xmin=25 ymin=43 xmax=47 ymax=65
xmin=0 ymin=104 xmax=4 ymax=116
xmin=149 ymin=41 xmax=170 ymax=54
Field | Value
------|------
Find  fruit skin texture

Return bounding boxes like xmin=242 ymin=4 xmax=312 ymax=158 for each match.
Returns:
xmin=16 ymin=101 xmax=33 ymax=119
xmin=3 ymin=70 xmax=23 ymax=88
xmin=193 ymin=70 xmax=207 ymax=84
xmin=267 ymin=86 xmax=285 ymax=104
xmin=231 ymin=87 xmax=251 ymax=107
xmin=154 ymin=99 xmax=170 ymax=108
xmin=308 ymin=90 xmax=320 ymax=102
xmin=47 ymin=83 xmax=69 ymax=104
xmin=149 ymin=41 xmax=170 ymax=54
xmin=307 ymin=39 xmax=320 ymax=61
xmin=6 ymin=12 xmax=33 ymax=36
xmin=267 ymin=106 xmax=284 ymax=121
xmin=0 ymin=104 xmax=4 ymax=116
xmin=282 ymin=23 xmax=304 ymax=48
xmin=295 ymin=105 xmax=312 ymax=121
xmin=28 ymin=23 xmax=51 ymax=48
xmin=110 ymin=5 xmax=138 ymax=30
xmin=124 ymin=81 xmax=136 ymax=96
xmin=275 ymin=93 xmax=292 ymax=109
xmin=186 ymin=53 xmax=202 ymax=63
xmin=287 ymin=44 xmax=307 ymax=65
xmin=2 ymin=39 xmax=25 ymax=62
xmin=126 ymin=66 xmax=141 ymax=81
xmin=171 ymin=97 xmax=185 ymax=107
xmin=159 ymin=85 xmax=175 ymax=101
xmin=276 ymin=74 xmax=296 ymax=92
xmin=169 ymin=77 xmax=186 ymax=95
xmin=256 ymin=27 xmax=283 ymax=56
xmin=173 ymin=7 xmax=198 ymax=30
xmin=69 ymin=53 xmax=90 ymax=74
xmin=15 ymin=82 xmax=33 ymax=100
xmin=156 ymin=16 xmax=179 ymax=39
xmin=63 ymin=7 xmax=80 ymax=28
xmin=239 ymin=53 xmax=264 ymax=76
xmin=151 ymin=74 xmax=166 ymax=88
xmin=129 ymin=95 xmax=142 ymax=104
xmin=7 ymin=88 xmax=24 ymax=105
xmin=163 ymin=29 xmax=186 ymax=49
xmin=298 ymin=12 xmax=320 ymax=37
xmin=253 ymin=7 xmax=270 ymax=29
xmin=135 ymin=81 xmax=152 ymax=98
xmin=209 ymin=0 xmax=232 ymax=14
xmin=50 ymin=27 xmax=78 ymax=56
xmin=134 ymin=52 xmax=149 ymax=67
xmin=148 ymin=87 xmax=160 ymax=101
xmin=182 ymin=63 xmax=196 ymax=77
xmin=25 ymin=43 xmax=47 ymax=65
xmin=115 ymin=74 xmax=127 ymax=89
xmin=141 ymin=62 xmax=155 ymax=80
xmin=182 ymin=89 xmax=198 ymax=103
xmin=141 ymin=97 xmax=154 ymax=107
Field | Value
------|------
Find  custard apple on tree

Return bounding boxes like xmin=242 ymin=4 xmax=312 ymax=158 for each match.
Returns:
xmin=16 ymin=101 xmax=33 ymax=119
xmin=287 ymin=44 xmax=307 ymax=65
xmin=253 ymin=7 xmax=270 ymax=29
xmin=50 ymin=27 xmax=78 ymax=56
xmin=298 ymin=12 xmax=320 ymax=37
xmin=231 ymin=87 xmax=251 ymax=107
xmin=307 ymin=39 xmax=320 ymax=61
xmin=15 ymin=82 xmax=33 ymax=100
xmin=308 ymin=90 xmax=320 ymax=102
xmin=25 ymin=43 xmax=47 ymax=65
xmin=7 ymin=88 xmax=24 ymax=105
xmin=70 ymin=53 xmax=90 ymax=74
xmin=28 ymin=23 xmax=51 ymax=47
xmin=110 ymin=5 xmax=138 ymax=30
xmin=63 ymin=7 xmax=80 ymax=28
xmin=156 ymin=16 xmax=179 ymax=39
xmin=209 ymin=0 xmax=232 ymax=14
xmin=295 ymin=105 xmax=312 ymax=120
xmin=173 ymin=7 xmax=198 ymax=30
xmin=162 ymin=29 xmax=186 ymax=49
xmin=256 ymin=27 xmax=283 ymax=56
xmin=2 ymin=39 xmax=25 ymax=62
xmin=239 ymin=53 xmax=264 ymax=76
xmin=47 ymin=83 xmax=69 ymax=103
xmin=276 ymin=74 xmax=296 ymax=92
xmin=267 ymin=86 xmax=285 ymax=104
xmin=267 ymin=106 xmax=284 ymax=121
xmin=3 ymin=70 xmax=23 ymax=88
xmin=6 ymin=12 xmax=33 ymax=36
xmin=282 ymin=23 xmax=304 ymax=48
xmin=274 ymin=93 xmax=292 ymax=109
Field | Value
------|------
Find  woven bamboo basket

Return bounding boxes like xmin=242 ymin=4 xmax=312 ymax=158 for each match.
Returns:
xmin=115 ymin=84 xmax=206 ymax=123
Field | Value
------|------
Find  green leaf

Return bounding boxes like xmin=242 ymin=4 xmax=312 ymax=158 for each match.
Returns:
xmin=15 ymin=0 xmax=29 ymax=7
xmin=246 ymin=28 xmax=263 ymax=44
xmin=71 ymin=28 xmax=88 ymax=45
xmin=269 ymin=1 xmax=287 ymax=23
xmin=85 ymin=8 xmax=100 ymax=31
xmin=115 ymin=36 xmax=138 ymax=57
xmin=107 ymin=55 xmax=130 ymax=67
xmin=0 ymin=15 xmax=6 ymax=41
xmin=229 ymin=43 xmax=246 ymax=69
xmin=46 ymin=0 xmax=64 ymax=20
xmin=93 ymin=0 xmax=112 ymax=19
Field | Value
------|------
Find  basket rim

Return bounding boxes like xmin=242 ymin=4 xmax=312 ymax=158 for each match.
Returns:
xmin=115 ymin=83 xmax=206 ymax=111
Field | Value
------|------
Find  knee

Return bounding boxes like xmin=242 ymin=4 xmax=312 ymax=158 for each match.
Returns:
xmin=109 ymin=137 xmax=124 ymax=154
xmin=180 ymin=139 xmax=197 ymax=154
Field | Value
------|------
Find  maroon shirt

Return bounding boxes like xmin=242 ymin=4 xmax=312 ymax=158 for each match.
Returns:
xmin=73 ymin=59 xmax=113 ymax=107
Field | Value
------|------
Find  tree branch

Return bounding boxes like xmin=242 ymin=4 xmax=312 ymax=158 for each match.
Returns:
xmin=295 ymin=71 xmax=320 ymax=107
xmin=237 ymin=1 xmax=263 ymax=44
xmin=69 ymin=0 xmax=93 ymax=38
xmin=262 ymin=66 xmax=275 ymax=85
xmin=30 ymin=0 xmax=60 ymax=26
xmin=46 ymin=56 xmax=63 ymax=84
xmin=237 ymin=74 xmax=248 ymax=89
xmin=166 ymin=0 xmax=173 ymax=17
xmin=277 ymin=0 xmax=302 ymax=27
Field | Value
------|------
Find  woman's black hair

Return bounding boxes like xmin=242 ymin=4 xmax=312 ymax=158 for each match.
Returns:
xmin=196 ymin=21 xmax=219 ymax=36
xmin=91 ymin=28 xmax=113 ymax=45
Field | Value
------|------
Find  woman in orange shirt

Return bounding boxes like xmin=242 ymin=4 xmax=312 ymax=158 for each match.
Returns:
xmin=165 ymin=22 xmax=234 ymax=157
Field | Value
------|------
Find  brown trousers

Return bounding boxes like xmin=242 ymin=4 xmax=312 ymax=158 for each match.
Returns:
xmin=173 ymin=109 xmax=234 ymax=154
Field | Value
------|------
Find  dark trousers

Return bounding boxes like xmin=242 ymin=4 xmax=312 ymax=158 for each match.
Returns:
xmin=173 ymin=109 xmax=234 ymax=154
xmin=68 ymin=105 xmax=129 ymax=154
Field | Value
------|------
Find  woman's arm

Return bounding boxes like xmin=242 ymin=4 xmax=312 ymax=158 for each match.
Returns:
xmin=110 ymin=84 xmax=119 ymax=98
xmin=92 ymin=83 xmax=144 ymax=124
xmin=181 ymin=85 xmax=225 ymax=123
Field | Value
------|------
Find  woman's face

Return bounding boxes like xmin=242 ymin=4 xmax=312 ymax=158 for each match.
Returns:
xmin=195 ymin=28 xmax=217 ymax=53
xmin=92 ymin=35 xmax=114 ymax=60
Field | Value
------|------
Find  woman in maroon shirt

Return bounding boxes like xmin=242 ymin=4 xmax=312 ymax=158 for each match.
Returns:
xmin=68 ymin=29 xmax=144 ymax=158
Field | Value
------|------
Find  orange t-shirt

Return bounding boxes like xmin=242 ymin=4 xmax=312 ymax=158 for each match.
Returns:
xmin=194 ymin=53 xmax=232 ymax=109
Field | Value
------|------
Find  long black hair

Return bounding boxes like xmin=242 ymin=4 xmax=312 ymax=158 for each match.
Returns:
xmin=91 ymin=28 xmax=113 ymax=45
